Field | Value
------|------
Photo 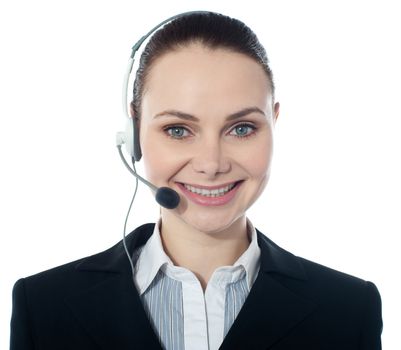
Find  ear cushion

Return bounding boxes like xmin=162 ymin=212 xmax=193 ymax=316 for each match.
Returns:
xmin=124 ymin=117 xmax=142 ymax=161
xmin=132 ymin=117 xmax=142 ymax=161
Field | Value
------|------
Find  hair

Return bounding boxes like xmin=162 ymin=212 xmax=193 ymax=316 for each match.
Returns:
xmin=131 ymin=12 xmax=275 ymax=118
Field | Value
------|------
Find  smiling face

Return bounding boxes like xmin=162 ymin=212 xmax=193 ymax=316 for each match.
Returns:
xmin=138 ymin=43 xmax=279 ymax=235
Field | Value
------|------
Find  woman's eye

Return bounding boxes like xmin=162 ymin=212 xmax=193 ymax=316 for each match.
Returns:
xmin=165 ymin=126 xmax=190 ymax=139
xmin=164 ymin=123 xmax=256 ymax=140
xmin=230 ymin=123 xmax=256 ymax=138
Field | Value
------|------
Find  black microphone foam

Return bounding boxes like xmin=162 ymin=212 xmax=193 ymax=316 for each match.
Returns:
xmin=156 ymin=187 xmax=180 ymax=209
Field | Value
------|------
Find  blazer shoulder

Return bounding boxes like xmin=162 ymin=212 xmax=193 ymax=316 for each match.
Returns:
xmin=292 ymin=255 xmax=382 ymax=321
xmin=298 ymin=256 xmax=383 ymax=345
xmin=297 ymin=255 xmax=375 ymax=290
xmin=19 ymin=242 xmax=114 ymax=286
xmin=257 ymin=229 xmax=381 ymax=309
xmin=255 ymin=229 xmax=383 ymax=347
xmin=14 ymin=222 xmax=155 ymax=296
xmin=13 ymin=254 xmax=98 ymax=306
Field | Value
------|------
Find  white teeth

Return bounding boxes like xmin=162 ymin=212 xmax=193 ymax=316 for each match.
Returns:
xmin=183 ymin=183 xmax=236 ymax=197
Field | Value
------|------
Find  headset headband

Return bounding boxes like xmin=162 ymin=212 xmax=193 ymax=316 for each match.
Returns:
xmin=122 ymin=10 xmax=214 ymax=119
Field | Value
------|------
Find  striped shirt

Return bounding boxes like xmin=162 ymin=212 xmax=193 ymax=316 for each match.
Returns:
xmin=133 ymin=218 xmax=261 ymax=350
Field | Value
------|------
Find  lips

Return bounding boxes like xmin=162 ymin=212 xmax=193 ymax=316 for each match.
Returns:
xmin=175 ymin=181 xmax=243 ymax=206
xmin=179 ymin=181 xmax=239 ymax=190
xmin=183 ymin=182 xmax=236 ymax=197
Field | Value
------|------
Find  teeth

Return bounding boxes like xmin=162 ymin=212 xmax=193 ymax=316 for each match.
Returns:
xmin=184 ymin=183 xmax=236 ymax=197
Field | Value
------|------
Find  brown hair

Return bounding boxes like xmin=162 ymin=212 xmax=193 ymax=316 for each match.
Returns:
xmin=131 ymin=11 xmax=275 ymax=118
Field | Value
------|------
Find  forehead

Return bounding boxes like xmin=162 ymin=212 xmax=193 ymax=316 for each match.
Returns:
xmin=141 ymin=44 xmax=271 ymax=119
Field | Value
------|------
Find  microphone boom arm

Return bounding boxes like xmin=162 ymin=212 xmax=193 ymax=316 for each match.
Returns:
xmin=117 ymin=145 xmax=157 ymax=192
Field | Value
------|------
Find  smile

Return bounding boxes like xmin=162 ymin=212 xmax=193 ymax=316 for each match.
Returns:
xmin=176 ymin=181 xmax=243 ymax=206
xmin=183 ymin=182 xmax=236 ymax=197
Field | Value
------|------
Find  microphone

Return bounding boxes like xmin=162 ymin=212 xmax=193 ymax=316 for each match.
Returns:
xmin=116 ymin=144 xmax=180 ymax=209
xmin=155 ymin=186 xmax=181 ymax=209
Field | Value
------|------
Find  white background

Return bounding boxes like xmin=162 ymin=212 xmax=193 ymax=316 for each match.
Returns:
xmin=1 ymin=0 xmax=399 ymax=348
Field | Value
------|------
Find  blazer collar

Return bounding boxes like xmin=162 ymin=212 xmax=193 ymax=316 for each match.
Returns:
xmin=68 ymin=223 xmax=316 ymax=349
xmin=74 ymin=223 xmax=155 ymax=274
xmin=256 ymin=228 xmax=308 ymax=280
xmin=75 ymin=223 xmax=307 ymax=281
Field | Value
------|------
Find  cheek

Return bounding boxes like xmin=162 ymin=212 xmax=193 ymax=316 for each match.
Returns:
xmin=245 ymin=137 xmax=274 ymax=203
xmin=247 ymin=155 xmax=271 ymax=181
xmin=140 ymin=130 xmax=181 ymax=185
xmin=239 ymin=136 xmax=274 ymax=179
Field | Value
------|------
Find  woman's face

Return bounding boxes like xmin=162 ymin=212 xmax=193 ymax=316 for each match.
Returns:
xmin=139 ymin=43 xmax=279 ymax=234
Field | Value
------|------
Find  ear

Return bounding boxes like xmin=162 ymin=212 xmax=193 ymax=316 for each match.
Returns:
xmin=273 ymin=102 xmax=280 ymax=125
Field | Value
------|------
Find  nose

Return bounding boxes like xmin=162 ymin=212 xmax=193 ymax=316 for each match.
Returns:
xmin=191 ymin=137 xmax=231 ymax=178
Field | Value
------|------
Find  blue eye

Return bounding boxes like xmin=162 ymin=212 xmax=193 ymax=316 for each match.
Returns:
xmin=165 ymin=126 xmax=190 ymax=139
xmin=164 ymin=123 xmax=257 ymax=140
xmin=230 ymin=123 xmax=256 ymax=138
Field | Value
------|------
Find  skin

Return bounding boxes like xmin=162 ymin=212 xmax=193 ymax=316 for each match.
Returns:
xmin=136 ymin=43 xmax=279 ymax=291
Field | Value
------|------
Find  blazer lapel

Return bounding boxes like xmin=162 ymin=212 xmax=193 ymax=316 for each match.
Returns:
xmin=65 ymin=224 xmax=163 ymax=350
xmin=220 ymin=230 xmax=317 ymax=349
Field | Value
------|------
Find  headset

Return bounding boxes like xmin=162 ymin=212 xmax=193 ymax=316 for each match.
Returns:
xmin=116 ymin=10 xmax=216 ymax=210
xmin=115 ymin=11 xmax=216 ymax=279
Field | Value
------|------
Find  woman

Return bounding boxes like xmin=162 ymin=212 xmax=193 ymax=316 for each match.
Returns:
xmin=10 ymin=11 xmax=382 ymax=350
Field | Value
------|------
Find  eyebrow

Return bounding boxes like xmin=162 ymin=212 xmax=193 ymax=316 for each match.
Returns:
xmin=153 ymin=107 xmax=265 ymax=122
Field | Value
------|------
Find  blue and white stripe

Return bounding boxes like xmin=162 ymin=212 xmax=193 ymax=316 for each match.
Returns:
xmin=140 ymin=269 xmax=250 ymax=350
xmin=224 ymin=274 xmax=249 ymax=338
xmin=142 ymin=270 xmax=185 ymax=350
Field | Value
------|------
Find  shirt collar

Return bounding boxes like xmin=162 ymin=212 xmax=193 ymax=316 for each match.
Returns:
xmin=134 ymin=218 xmax=172 ymax=295
xmin=233 ymin=218 xmax=261 ymax=290
xmin=134 ymin=217 xmax=261 ymax=295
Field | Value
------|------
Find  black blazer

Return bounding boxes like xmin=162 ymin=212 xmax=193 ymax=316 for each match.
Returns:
xmin=10 ymin=223 xmax=382 ymax=349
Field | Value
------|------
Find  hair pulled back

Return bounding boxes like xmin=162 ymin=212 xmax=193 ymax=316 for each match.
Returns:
xmin=132 ymin=12 xmax=275 ymax=118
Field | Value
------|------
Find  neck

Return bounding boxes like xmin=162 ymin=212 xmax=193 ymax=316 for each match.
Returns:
xmin=158 ymin=210 xmax=250 ymax=290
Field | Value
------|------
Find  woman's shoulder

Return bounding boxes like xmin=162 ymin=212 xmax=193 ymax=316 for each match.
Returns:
xmin=13 ymin=223 xmax=155 ymax=297
xmin=296 ymin=255 xmax=381 ymax=303
xmin=13 ymin=253 xmax=103 ymax=302
xmin=256 ymin=229 xmax=381 ymax=304
xmin=19 ymin=223 xmax=153 ymax=275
